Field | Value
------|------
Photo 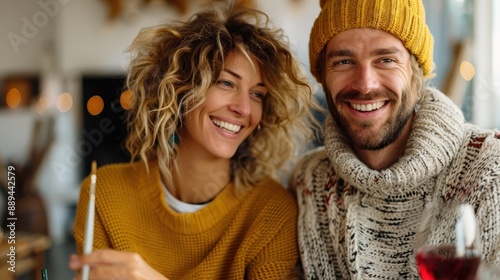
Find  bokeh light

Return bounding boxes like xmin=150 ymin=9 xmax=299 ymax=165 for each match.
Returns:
xmin=460 ymin=61 xmax=475 ymax=81
xmin=35 ymin=95 xmax=52 ymax=114
xmin=39 ymin=95 xmax=51 ymax=109
xmin=119 ymin=90 xmax=134 ymax=110
xmin=87 ymin=95 xmax=104 ymax=116
xmin=57 ymin=92 xmax=73 ymax=112
xmin=6 ymin=88 xmax=22 ymax=109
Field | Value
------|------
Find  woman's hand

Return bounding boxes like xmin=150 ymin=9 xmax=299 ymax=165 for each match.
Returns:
xmin=69 ymin=249 xmax=169 ymax=280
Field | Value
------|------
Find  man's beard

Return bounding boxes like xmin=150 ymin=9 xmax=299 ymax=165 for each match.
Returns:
xmin=328 ymin=88 xmax=416 ymax=151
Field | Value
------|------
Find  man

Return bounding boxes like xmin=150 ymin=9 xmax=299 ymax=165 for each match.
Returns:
xmin=290 ymin=0 xmax=500 ymax=278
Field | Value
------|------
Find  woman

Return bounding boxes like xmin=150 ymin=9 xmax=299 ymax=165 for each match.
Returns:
xmin=69 ymin=4 xmax=319 ymax=279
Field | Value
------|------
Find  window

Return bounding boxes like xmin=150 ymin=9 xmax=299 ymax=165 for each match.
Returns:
xmin=493 ymin=0 xmax=500 ymax=127
xmin=472 ymin=0 xmax=498 ymax=129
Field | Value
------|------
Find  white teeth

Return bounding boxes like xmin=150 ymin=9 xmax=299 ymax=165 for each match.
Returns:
xmin=212 ymin=119 xmax=241 ymax=133
xmin=350 ymin=101 xmax=385 ymax=112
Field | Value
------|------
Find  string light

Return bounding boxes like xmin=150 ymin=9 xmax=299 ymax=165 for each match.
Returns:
xmin=57 ymin=92 xmax=73 ymax=112
xmin=87 ymin=95 xmax=104 ymax=116
xmin=6 ymin=88 xmax=22 ymax=109
xmin=460 ymin=61 xmax=475 ymax=81
xmin=119 ymin=90 xmax=134 ymax=110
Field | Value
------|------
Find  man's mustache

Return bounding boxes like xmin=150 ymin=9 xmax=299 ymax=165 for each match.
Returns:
xmin=336 ymin=90 xmax=398 ymax=102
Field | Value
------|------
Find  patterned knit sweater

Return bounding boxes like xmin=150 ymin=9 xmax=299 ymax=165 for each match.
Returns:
xmin=74 ymin=161 xmax=299 ymax=279
xmin=290 ymin=88 xmax=500 ymax=279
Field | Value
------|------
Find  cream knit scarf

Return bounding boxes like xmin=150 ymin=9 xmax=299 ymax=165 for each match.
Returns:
xmin=324 ymin=87 xmax=465 ymax=196
xmin=297 ymin=87 xmax=500 ymax=279
xmin=319 ymin=88 xmax=467 ymax=278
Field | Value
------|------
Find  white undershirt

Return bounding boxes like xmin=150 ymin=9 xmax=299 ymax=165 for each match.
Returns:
xmin=162 ymin=182 xmax=209 ymax=213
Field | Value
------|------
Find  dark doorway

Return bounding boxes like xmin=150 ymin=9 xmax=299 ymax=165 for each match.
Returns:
xmin=81 ymin=75 xmax=130 ymax=178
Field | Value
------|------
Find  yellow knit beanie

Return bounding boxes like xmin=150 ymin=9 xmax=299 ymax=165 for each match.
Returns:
xmin=309 ymin=0 xmax=434 ymax=82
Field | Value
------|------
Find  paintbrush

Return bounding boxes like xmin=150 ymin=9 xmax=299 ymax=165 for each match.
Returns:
xmin=82 ymin=160 xmax=97 ymax=280
xmin=41 ymin=268 xmax=48 ymax=280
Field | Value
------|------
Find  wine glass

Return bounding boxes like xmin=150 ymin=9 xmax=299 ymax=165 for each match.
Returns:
xmin=415 ymin=204 xmax=482 ymax=280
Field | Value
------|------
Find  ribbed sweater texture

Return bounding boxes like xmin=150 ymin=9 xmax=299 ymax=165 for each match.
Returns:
xmin=291 ymin=88 xmax=500 ymax=279
xmin=74 ymin=161 xmax=299 ymax=279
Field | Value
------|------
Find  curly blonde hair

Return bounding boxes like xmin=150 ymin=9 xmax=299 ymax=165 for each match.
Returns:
xmin=125 ymin=4 xmax=320 ymax=190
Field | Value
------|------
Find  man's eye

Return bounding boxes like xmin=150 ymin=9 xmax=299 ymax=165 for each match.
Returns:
xmin=334 ymin=60 xmax=352 ymax=65
xmin=381 ymin=58 xmax=395 ymax=63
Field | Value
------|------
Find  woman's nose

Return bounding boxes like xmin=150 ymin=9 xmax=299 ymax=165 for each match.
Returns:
xmin=228 ymin=91 xmax=251 ymax=116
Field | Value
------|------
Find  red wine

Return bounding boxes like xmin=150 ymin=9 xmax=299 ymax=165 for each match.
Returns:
xmin=416 ymin=245 xmax=481 ymax=280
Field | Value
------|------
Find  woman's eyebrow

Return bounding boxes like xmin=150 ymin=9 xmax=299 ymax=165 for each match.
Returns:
xmin=223 ymin=68 xmax=266 ymax=87
xmin=223 ymin=68 xmax=242 ymax=79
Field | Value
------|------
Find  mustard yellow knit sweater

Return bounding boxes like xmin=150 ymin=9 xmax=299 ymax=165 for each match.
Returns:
xmin=74 ymin=161 xmax=298 ymax=279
